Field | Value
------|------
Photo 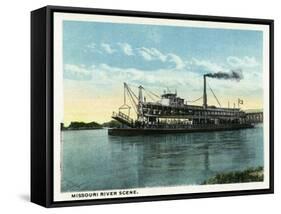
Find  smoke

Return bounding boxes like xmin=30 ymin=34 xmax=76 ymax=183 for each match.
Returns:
xmin=205 ymin=69 xmax=243 ymax=81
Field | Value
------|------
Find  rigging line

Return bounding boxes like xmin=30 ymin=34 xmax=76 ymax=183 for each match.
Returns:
xmin=145 ymin=92 xmax=156 ymax=102
xmin=126 ymin=84 xmax=138 ymax=100
xmin=126 ymin=86 xmax=139 ymax=113
xmin=144 ymin=88 xmax=161 ymax=99
xmin=119 ymin=90 xmax=131 ymax=109
xmin=127 ymin=83 xmax=161 ymax=99
xmin=127 ymin=89 xmax=138 ymax=109
xmin=126 ymin=83 xmax=143 ymax=99
xmin=143 ymin=88 xmax=158 ymax=102
xmin=126 ymin=82 xmax=139 ymax=89
xmin=123 ymin=83 xmax=126 ymax=105
xmin=124 ymin=84 xmax=138 ymax=107
xmin=208 ymin=82 xmax=221 ymax=107
xmin=125 ymin=88 xmax=138 ymax=114
xmin=127 ymin=95 xmax=138 ymax=114
xmin=186 ymin=96 xmax=202 ymax=103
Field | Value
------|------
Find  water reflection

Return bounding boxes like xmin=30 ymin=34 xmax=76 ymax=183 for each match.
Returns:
xmin=62 ymin=125 xmax=263 ymax=192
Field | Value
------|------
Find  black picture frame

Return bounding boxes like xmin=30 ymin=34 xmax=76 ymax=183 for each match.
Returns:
xmin=31 ymin=5 xmax=274 ymax=208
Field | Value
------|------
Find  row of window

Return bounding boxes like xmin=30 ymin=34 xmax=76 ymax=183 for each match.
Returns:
xmin=143 ymin=109 xmax=239 ymax=116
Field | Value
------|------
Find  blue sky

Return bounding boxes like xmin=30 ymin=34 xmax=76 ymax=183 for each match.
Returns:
xmin=63 ymin=20 xmax=264 ymax=123
xmin=64 ymin=21 xmax=262 ymax=71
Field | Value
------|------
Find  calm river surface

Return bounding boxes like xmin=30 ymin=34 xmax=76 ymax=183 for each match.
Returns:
xmin=61 ymin=124 xmax=263 ymax=192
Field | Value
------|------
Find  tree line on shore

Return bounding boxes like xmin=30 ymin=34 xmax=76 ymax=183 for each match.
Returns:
xmin=61 ymin=120 xmax=122 ymax=130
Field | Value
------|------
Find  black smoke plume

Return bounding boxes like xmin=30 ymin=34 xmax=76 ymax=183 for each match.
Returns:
xmin=205 ymin=69 xmax=243 ymax=81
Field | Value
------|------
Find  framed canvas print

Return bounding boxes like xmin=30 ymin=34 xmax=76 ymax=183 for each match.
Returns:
xmin=31 ymin=6 xmax=274 ymax=207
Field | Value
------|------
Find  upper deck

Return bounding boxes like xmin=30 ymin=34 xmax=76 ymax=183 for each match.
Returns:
xmin=142 ymin=101 xmax=244 ymax=119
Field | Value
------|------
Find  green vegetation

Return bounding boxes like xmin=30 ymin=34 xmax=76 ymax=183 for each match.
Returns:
xmin=202 ymin=167 xmax=263 ymax=184
xmin=64 ymin=121 xmax=102 ymax=130
xmin=61 ymin=120 xmax=122 ymax=130
xmin=102 ymin=120 xmax=122 ymax=128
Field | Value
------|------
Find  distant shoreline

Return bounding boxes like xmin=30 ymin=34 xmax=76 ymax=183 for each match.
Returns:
xmin=62 ymin=127 xmax=103 ymax=131
xmin=61 ymin=120 xmax=122 ymax=131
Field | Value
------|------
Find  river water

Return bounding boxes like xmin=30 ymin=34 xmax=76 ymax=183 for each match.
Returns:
xmin=61 ymin=124 xmax=263 ymax=192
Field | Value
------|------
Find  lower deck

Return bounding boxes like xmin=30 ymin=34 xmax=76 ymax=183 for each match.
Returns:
xmin=108 ymin=123 xmax=254 ymax=136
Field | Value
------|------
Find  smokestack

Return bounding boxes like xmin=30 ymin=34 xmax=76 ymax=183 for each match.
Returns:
xmin=203 ymin=70 xmax=243 ymax=109
xmin=138 ymin=85 xmax=144 ymax=121
xmin=203 ymin=75 xmax=207 ymax=108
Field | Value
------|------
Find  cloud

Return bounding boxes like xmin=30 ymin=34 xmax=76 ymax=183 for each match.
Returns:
xmin=85 ymin=43 xmax=103 ymax=54
xmin=64 ymin=64 xmax=92 ymax=80
xmin=137 ymin=47 xmax=167 ymax=62
xmin=227 ymin=56 xmax=259 ymax=68
xmin=86 ymin=41 xmax=259 ymax=75
xmin=86 ymin=42 xmax=186 ymax=70
xmin=149 ymin=48 xmax=167 ymax=62
xmin=118 ymin=42 xmax=134 ymax=56
xmin=64 ymin=62 xmax=200 ymax=90
xmin=87 ymin=43 xmax=96 ymax=49
xmin=138 ymin=48 xmax=153 ymax=61
xmin=168 ymin=54 xmax=185 ymax=70
xmin=64 ymin=59 xmax=263 ymax=109
xmin=190 ymin=58 xmax=225 ymax=73
xmin=100 ymin=43 xmax=116 ymax=54
xmin=97 ymin=63 xmax=199 ymax=89
xmin=137 ymin=47 xmax=186 ymax=70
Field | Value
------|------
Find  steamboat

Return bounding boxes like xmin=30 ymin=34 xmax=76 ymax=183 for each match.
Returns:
xmin=108 ymin=72 xmax=256 ymax=136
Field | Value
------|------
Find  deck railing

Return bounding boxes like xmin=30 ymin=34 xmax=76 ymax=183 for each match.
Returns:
xmin=112 ymin=111 xmax=134 ymax=124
